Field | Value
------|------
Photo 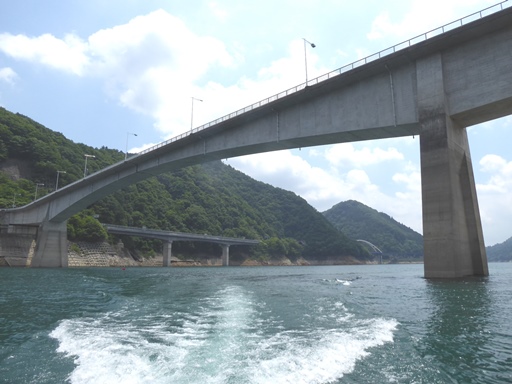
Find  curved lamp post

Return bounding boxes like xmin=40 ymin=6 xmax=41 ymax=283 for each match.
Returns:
xmin=34 ymin=183 xmax=44 ymax=200
xmin=191 ymin=97 xmax=203 ymax=131
xmin=12 ymin=193 xmax=20 ymax=208
xmin=83 ymin=154 xmax=96 ymax=178
xmin=125 ymin=132 xmax=138 ymax=160
xmin=303 ymin=38 xmax=316 ymax=84
xmin=55 ymin=170 xmax=66 ymax=190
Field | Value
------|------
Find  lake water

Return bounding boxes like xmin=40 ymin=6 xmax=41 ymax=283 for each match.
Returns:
xmin=1 ymin=263 xmax=511 ymax=383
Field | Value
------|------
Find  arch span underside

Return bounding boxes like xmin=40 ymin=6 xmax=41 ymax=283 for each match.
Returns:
xmin=2 ymin=6 xmax=512 ymax=276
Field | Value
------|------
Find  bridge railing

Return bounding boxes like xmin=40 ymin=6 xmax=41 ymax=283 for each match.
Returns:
xmin=135 ymin=1 xmax=510 ymax=158
xmin=103 ymin=224 xmax=259 ymax=244
xmin=10 ymin=2 xmax=510 ymax=209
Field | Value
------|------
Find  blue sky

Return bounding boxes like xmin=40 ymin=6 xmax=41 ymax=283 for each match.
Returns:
xmin=0 ymin=0 xmax=511 ymax=245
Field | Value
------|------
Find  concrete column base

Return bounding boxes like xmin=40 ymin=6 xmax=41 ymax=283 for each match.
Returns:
xmin=163 ymin=240 xmax=173 ymax=267
xmin=32 ymin=221 xmax=68 ymax=268
xmin=221 ymin=244 xmax=230 ymax=266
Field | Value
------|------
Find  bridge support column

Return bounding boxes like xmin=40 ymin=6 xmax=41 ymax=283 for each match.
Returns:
xmin=221 ymin=244 xmax=230 ymax=266
xmin=163 ymin=240 xmax=173 ymax=267
xmin=32 ymin=220 xmax=68 ymax=268
xmin=417 ymin=54 xmax=488 ymax=278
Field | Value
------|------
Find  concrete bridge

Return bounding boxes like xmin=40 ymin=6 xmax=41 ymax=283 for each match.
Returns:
xmin=357 ymin=240 xmax=384 ymax=264
xmin=1 ymin=3 xmax=512 ymax=277
xmin=103 ymin=224 xmax=259 ymax=266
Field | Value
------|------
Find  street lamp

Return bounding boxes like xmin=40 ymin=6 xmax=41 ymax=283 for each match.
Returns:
xmin=34 ymin=183 xmax=44 ymax=200
xmin=12 ymin=193 xmax=20 ymax=208
xmin=83 ymin=154 xmax=96 ymax=177
xmin=55 ymin=170 xmax=66 ymax=190
xmin=302 ymin=38 xmax=316 ymax=84
xmin=125 ymin=132 xmax=138 ymax=160
xmin=191 ymin=97 xmax=203 ymax=131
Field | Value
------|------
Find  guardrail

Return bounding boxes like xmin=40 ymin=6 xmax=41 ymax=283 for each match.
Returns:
xmin=137 ymin=1 xmax=510 ymax=157
xmin=10 ymin=2 xmax=510 ymax=208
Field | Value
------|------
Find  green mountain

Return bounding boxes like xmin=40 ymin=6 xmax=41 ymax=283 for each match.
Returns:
xmin=0 ymin=106 xmax=369 ymax=261
xmin=322 ymin=200 xmax=423 ymax=260
xmin=486 ymin=237 xmax=512 ymax=262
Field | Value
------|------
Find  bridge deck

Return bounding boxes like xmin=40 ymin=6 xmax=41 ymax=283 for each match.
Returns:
xmin=103 ymin=224 xmax=259 ymax=246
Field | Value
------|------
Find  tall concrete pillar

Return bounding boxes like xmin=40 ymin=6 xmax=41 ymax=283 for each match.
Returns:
xmin=31 ymin=220 xmax=68 ymax=268
xmin=221 ymin=244 xmax=230 ymax=266
xmin=163 ymin=240 xmax=173 ymax=267
xmin=417 ymin=53 xmax=488 ymax=278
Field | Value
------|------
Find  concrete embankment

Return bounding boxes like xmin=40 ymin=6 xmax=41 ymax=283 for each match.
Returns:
xmin=68 ymin=241 xmax=141 ymax=267
xmin=0 ymin=237 xmax=141 ymax=267
xmin=0 ymin=233 xmax=35 ymax=267
xmin=0 ymin=236 xmax=367 ymax=267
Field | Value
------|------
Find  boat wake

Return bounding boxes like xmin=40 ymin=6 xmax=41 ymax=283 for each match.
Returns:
xmin=50 ymin=285 xmax=397 ymax=384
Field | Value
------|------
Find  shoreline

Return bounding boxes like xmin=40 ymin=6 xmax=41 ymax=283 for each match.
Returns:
xmin=0 ymin=239 xmax=423 ymax=267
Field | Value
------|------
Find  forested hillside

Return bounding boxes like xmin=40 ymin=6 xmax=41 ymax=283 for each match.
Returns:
xmin=486 ymin=237 xmax=512 ymax=262
xmin=323 ymin=200 xmax=423 ymax=260
xmin=0 ymin=107 xmax=369 ymax=261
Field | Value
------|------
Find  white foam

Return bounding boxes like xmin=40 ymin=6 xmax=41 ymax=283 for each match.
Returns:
xmin=50 ymin=286 xmax=398 ymax=384
xmin=248 ymin=318 xmax=398 ymax=384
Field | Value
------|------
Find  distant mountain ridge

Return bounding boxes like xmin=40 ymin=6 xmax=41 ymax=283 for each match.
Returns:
xmin=323 ymin=200 xmax=423 ymax=260
xmin=486 ymin=237 xmax=512 ymax=262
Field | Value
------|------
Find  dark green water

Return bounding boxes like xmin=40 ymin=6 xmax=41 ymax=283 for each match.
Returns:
xmin=1 ymin=263 xmax=511 ymax=383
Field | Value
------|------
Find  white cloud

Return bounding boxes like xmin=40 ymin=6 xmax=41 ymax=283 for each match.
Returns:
xmin=391 ymin=164 xmax=422 ymax=230
xmin=0 ymin=67 xmax=17 ymax=85
xmin=0 ymin=10 xmax=238 ymax=137
xmin=208 ymin=1 xmax=230 ymax=21
xmin=367 ymin=0 xmax=498 ymax=41
xmin=480 ymin=154 xmax=508 ymax=172
xmin=84 ymin=10 xmax=237 ymax=133
xmin=227 ymin=148 xmax=423 ymax=234
xmin=320 ymin=143 xmax=404 ymax=168
xmin=0 ymin=8 xmax=332 ymax=142
xmin=0 ymin=32 xmax=89 ymax=75
xmin=477 ymin=154 xmax=512 ymax=245
xmin=393 ymin=167 xmax=421 ymax=194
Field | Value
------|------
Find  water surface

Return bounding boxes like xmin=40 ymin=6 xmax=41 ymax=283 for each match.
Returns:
xmin=1 ymin=263 xmax=511 ymax=383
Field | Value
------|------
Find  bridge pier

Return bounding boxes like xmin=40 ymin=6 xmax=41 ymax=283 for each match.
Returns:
xmin=163 ymin=240 xmax=173 ymax=267
xmin=31 ymin=220 xmax=68 ymax=268
xmin=418 ymin=54 xmax=488 ymax=278
xmin=221 ymin=244 xmax=230 ymax=266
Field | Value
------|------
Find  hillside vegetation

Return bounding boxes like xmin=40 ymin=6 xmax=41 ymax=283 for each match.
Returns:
xmin=323 ymin=200 xmax=423 ymax=260
xmin=0 ymin=107 xmax=369 ymax=261
xmin=486 ymin=237 xmax=512 ymax=262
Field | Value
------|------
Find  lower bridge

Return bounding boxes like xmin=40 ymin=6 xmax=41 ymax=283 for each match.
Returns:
xmin=103 ymin=224 xmax=259 ymax=266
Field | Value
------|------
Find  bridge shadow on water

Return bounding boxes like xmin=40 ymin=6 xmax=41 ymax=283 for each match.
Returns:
xmin=422 ymin=277 xmax=510 ymax=383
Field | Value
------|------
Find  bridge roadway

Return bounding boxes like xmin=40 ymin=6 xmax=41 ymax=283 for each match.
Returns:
xmin=1 ymin=3 xmax=512 ymax=277
xmin=103 ymin=224 xmax=259 ymax=266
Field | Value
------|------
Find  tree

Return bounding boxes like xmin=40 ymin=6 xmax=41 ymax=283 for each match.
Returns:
xmin=67 ymin=213 xmax=107 ymax=242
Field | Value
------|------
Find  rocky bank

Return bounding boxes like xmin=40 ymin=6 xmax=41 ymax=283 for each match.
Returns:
xmin=0 ymin=236 xmax=366 ymax=267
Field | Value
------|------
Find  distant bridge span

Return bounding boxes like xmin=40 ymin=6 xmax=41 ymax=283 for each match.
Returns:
xmin=357 ymin=240 xmax=383 ymax=264
xmin=104 ymin=224 xmax=259 ymax=266
xmin=2 ymin=3 xmax=512 ymax=277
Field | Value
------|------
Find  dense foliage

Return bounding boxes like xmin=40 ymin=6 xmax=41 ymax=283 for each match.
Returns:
xmin=0 ymin=107 xmax=368 ymax=260
xmin=67 ymin=212 xmax=109 ymax=242
xmin=323 ymin=200 xmax=424 ymax=259
xmin=486 ymin=237 xmax=512 ymax=262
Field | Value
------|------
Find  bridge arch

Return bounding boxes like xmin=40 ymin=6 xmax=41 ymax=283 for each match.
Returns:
xmin=357 ymin=240 xmax=384 ymax=264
